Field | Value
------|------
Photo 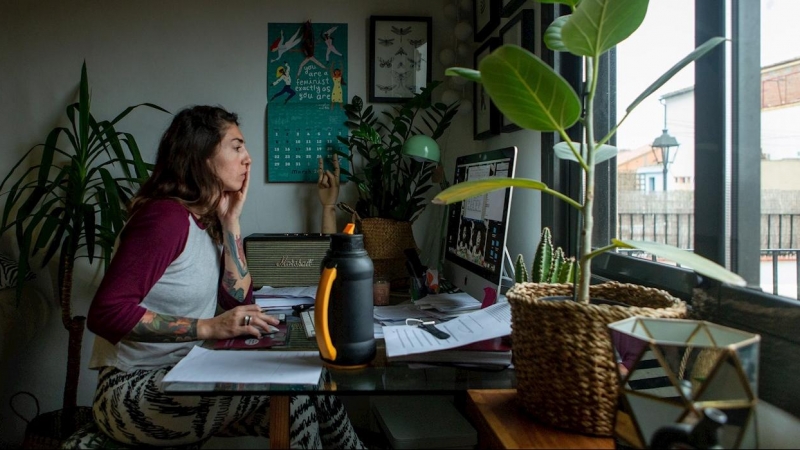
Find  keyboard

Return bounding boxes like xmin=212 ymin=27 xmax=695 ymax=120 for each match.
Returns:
xmin=300 ymin=310 xmax=316 ymax=338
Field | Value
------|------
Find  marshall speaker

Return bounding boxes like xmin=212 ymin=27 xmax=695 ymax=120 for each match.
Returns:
xmin=244 ymin=233 xmax=331 ymax=288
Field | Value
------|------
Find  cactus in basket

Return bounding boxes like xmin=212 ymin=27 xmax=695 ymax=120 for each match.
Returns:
xmin=515 ymin=227 xmax=575 ymax=284
xmin=434 ymin=0 xmax=746 ymax=303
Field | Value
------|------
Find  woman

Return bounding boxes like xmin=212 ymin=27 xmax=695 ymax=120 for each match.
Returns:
xmin=84 ymin=106 xmax=364 ymax=448
xmin=329 ymin=62 xmax=345 ymax=110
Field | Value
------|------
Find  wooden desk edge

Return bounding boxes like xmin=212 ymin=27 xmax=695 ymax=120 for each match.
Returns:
xmin=465 ymin=389 xmax=615 ymax=449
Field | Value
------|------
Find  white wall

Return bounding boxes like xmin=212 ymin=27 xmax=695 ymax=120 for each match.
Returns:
xmin=0 ymin=0 xmax=542 ymax=445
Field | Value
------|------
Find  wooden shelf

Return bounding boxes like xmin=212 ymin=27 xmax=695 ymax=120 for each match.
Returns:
xmin=465 ymin=389 xmax=615 ymax=449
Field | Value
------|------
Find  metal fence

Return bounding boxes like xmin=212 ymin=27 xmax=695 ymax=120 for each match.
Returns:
xmin=617 ymin=213 xmax=800 ymax=250
xmin=617 ymin=213 xmax=800 ymax=300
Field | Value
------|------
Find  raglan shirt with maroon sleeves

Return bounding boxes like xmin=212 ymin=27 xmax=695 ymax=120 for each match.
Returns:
xmin=87 ymin=199 xmax=253 ymax=371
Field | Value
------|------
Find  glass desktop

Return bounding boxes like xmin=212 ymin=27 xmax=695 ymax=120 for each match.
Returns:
xmin=162 ymin=316 xmax=515 ymax=396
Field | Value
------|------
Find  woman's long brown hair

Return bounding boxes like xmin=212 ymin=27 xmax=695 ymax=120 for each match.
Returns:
xmin=129 ymin=105 xmax=239 ymax=244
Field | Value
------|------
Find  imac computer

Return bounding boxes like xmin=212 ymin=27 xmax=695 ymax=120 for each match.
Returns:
xmin=442 ymin=146 xmax=517 ymax=303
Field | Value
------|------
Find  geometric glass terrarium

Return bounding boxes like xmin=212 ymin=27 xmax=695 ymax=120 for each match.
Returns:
xmin=609 ymin=317 xmax=760 ymax=449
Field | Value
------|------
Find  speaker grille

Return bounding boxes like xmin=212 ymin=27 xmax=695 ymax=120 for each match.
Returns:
xmin=244 ymin=234 xmax=330 ymax=288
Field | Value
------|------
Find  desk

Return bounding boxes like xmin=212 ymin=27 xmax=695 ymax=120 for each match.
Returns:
xmin=465 ymin=389 xmax=616 ymax=449
xmin=163 ymin=343 xmax=516 ymax=448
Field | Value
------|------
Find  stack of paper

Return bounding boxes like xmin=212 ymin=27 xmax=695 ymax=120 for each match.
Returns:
xmin=389 ymin=337 xmax=512 ymax=366
xmin=413 ymin=292 xmax=482 ymax=313
xmin=254 ymin=285 xmax=316 ymax=310
xmin=162 ymin=347 xmax=322 ymax=385
xmin=382 ymin=302 xmax=512 ymax=367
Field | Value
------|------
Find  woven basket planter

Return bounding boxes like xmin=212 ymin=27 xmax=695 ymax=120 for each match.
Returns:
xmin=507 ymin=281 xmax=687 ymax=437
xmin=360 ymin=218 xmax=417 ymax=285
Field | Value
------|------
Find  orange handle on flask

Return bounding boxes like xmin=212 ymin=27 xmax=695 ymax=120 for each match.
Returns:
xmin=315 ymin=265 xmax=337 ymax=361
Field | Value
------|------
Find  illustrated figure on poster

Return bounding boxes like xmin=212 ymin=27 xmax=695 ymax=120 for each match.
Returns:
xmin=296 ymin=20 xmax=327 ymax=79
xmin=270 ymin=27 xmax=303 ymax=62
xmin=270 ymin=62 xmax=296 ymax=104
xmin=321 ymin=26 xmax=342 ymax=61
xmin=329 ymin=61 xmax=346 ymax=110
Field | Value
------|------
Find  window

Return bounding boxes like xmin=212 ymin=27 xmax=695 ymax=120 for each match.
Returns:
xmin=539 ymin=1 xmax=800 ymax=416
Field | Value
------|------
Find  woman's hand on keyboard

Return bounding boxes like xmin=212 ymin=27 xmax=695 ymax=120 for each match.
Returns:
xmin=198 ymin=305 xmax=281 ymax=340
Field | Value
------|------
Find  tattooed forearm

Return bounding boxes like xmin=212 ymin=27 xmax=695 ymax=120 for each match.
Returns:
xmin=223 ymin=269 xmax=246 ymax=302
xmin=225 ymin=231 xmax=249 ymax=277
xmin=126 ymin=310 xmax=198 ymax=342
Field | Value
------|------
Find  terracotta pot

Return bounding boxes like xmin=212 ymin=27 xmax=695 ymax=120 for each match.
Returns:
xmin=506 ymin=281 xmax=687 ymax=436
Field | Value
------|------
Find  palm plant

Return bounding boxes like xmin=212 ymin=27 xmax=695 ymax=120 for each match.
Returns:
xmin=435 ymin=0 xmax=746 ymax=302
xmin=0 ymin=62 xmax=168 ymax=410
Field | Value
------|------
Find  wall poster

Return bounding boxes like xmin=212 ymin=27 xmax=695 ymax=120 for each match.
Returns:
xmin=267 ymin=21 xmax=349 ymax=183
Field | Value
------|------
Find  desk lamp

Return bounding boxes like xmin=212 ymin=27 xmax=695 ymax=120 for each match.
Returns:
xmin=401 ymin=135 xmax=440 ymax=163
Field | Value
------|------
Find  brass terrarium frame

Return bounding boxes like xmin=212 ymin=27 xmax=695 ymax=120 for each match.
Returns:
xmin=608 ymin=317 xmax=760 ymax=449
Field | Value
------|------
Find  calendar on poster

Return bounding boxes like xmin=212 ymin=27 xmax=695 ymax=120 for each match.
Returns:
xmin=267 ymin=21 xmax=349 ymax=183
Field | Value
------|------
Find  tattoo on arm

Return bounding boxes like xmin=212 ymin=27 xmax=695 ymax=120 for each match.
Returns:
xmin=127 ymin=310 xmax=198 ymax=342
xmin=223 ymin=269 xmax=246 ymax=302
xmin=226 ymin=231 xmax=249 ymax=278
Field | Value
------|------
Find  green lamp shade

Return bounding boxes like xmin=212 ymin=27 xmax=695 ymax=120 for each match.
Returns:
xmin=402 ymin=135 xmax=440 ymax=163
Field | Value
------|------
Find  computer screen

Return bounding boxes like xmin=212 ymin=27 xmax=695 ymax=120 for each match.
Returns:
xmin=442 ymin=146 xmax=517 ymax=303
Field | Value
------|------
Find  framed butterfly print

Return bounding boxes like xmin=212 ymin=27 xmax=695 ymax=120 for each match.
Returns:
xmin=369 ymin=16 xmax=432 ymax=103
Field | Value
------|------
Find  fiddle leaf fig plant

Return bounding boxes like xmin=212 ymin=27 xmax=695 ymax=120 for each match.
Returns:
xmin=0 ymin=61 xmax=168 ymax=409
xmin=434 ymin=0 xmax=745 ymax=304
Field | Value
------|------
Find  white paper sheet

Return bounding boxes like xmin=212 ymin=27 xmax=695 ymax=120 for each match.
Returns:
xmin=162 ymin=347 xmax=323 ymax=385
xmin=382 ymin=302 xmax=512 ymax=358
xmin=373 ymin=304 xmax=440 ymax=322
xmin=413 ymin=292 xmax=482 ymax=312
xmin=256 ymin=297 xmax=314 ymax=310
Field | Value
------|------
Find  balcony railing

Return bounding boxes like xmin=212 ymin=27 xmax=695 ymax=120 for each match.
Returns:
xmin=617 ymin=213 xmax=800 ymax=300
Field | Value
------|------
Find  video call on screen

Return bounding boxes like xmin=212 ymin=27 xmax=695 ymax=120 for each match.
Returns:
xmin=446 ymin=159 xmax=511 ymax=275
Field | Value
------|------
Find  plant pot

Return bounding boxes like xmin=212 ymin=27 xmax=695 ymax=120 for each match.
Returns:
xmin=360 ymin=218 xmax=417 ymax=287
xmin=506 ymin=281 xmax=687 ymax=437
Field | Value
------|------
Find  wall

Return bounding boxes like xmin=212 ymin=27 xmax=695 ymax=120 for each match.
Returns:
xmin=0 ymin=0 xmax=543 ymax=445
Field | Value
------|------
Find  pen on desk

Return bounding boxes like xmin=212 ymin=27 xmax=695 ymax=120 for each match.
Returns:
xmin=292 ymin=304 xmax=313 ymax=312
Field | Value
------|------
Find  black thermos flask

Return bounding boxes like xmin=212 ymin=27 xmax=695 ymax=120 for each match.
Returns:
xmin=314 ymin=231 xmax=376 ymax=368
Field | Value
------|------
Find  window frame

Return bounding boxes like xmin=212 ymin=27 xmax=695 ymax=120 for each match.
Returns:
xmin=540 ymin=0 xmax=800 ymax=416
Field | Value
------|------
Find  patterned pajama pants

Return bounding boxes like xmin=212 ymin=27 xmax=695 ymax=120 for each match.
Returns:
xmin=86 ymin=366 xmax=364 ymax=449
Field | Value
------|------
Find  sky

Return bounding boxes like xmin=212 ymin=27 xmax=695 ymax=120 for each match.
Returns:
xmin=614 ymin=0 xmax=800 ymax=151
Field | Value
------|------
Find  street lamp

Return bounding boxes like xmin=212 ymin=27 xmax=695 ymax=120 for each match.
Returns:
xmin=651 ymin=99 xmax=680 ymax=192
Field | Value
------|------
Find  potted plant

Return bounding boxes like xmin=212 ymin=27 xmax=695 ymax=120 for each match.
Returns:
xmin=337 ymin=81 xmax=458 ymax=283
xmin=0 ymin=61 xmax=167 ymax=443
xmin=435 ymin=0 xmax=745 ymax=436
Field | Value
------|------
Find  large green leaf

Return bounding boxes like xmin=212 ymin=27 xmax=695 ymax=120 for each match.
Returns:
xmin=479 ymin=45 xmax=581 ymax=132
xmin=562 ymin=0 xmax=649 ymax=58
xmin=626 ymin=37 xmax=726 ymax=114
xmin=543 ymin=15 xmax=571 ymax=52
xmin=433 ymin=177 xmax=582 ymax=210
xmin=613 ymin=239 xmax=746 ymax=287
xmin=554 ymin=142 xmax=618 ymax=164
xmin=445 ymin=67 xmax=481 ymax=83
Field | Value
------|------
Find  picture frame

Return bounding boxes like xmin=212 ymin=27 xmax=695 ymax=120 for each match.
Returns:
xmin=499 ymin=9 xmax=535 ymax=132
xmin=500 ymin=0 xmax=526 ymax=18
xmin=473 ymin=0 xmax=501 ymax=42
xmin=369 ymin=16 xmax=432 ymax=103
xmin=474 ymin=37 xmax=501 ymax=140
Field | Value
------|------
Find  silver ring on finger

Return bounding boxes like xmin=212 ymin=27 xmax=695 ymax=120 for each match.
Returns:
xmin=244 ymin=315 xmax=251 ymax=326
